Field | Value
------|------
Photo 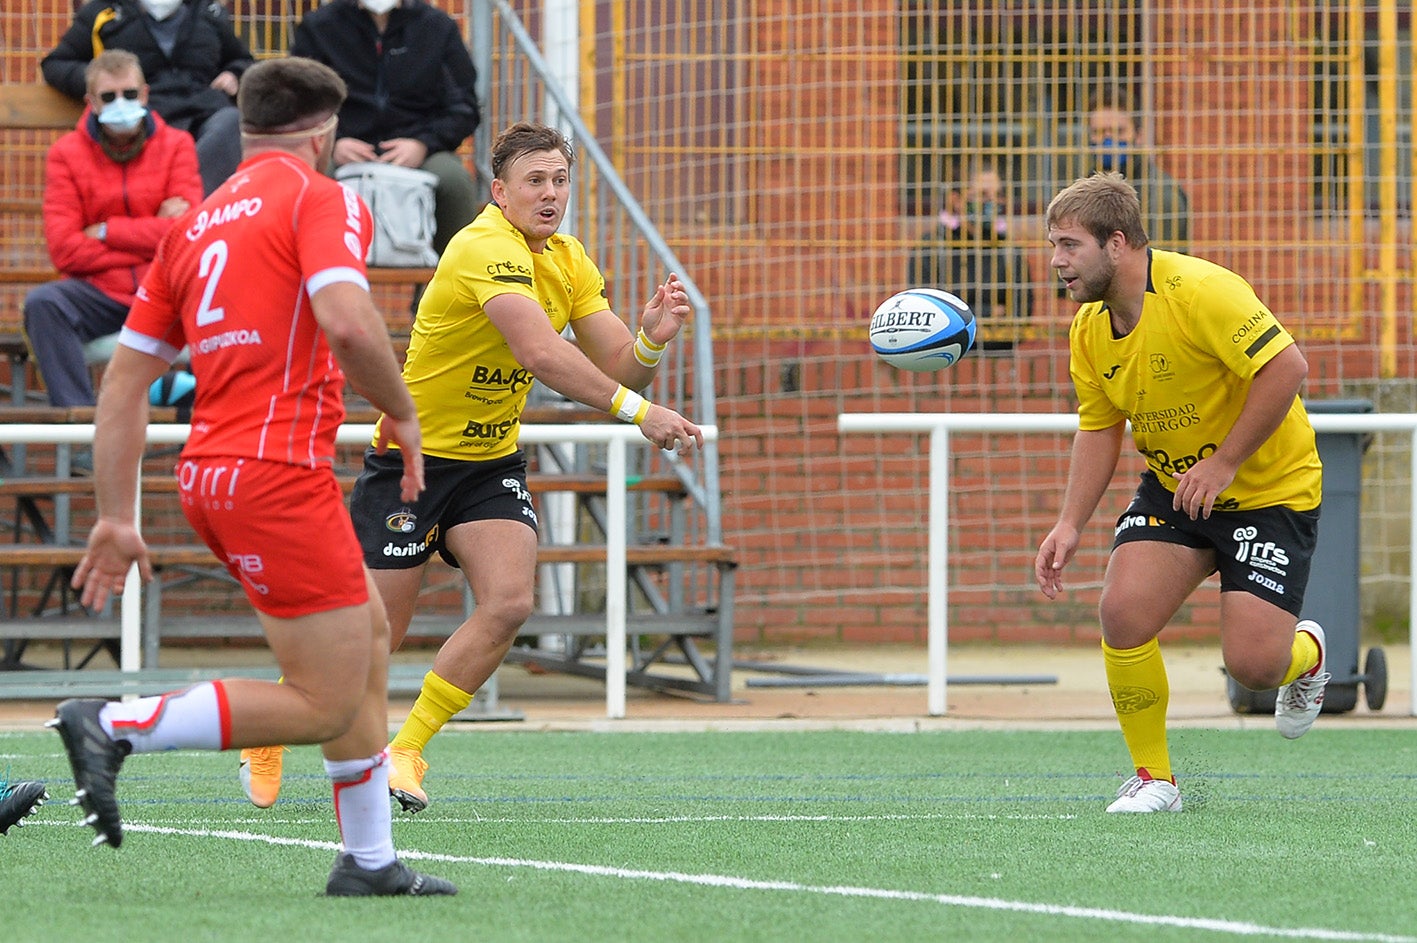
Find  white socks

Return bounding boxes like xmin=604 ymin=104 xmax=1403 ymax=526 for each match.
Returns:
xmin=325 ymin=750 xmax=396 ymax=870
xmin=98 ymin=681 xmax=226 ymax=752
xmin=98 ymin=686 xmax=397 ymax=871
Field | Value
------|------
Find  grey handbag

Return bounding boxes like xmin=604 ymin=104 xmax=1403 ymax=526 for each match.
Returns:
xmin=335 ymin=161 xmax=440 ymax=267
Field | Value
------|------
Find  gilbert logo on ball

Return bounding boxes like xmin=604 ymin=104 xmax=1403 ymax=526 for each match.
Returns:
xmin=869 ymin=288 xmax=976 ymax=371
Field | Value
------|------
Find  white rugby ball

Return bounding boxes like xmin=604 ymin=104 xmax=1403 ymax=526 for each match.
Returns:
xmin=869 ymin=288 xmax=976 ymax=371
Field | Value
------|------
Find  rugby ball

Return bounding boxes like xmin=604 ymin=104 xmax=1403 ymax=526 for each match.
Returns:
xmin=869 ymin=288 xmax=976 ymax=371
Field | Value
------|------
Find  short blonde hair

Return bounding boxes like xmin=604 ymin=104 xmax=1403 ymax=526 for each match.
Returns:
xmin=85 ymin=49 xmax=144 ymax=96
xmin=1045 ymin=172 xmax=1148 ymax=248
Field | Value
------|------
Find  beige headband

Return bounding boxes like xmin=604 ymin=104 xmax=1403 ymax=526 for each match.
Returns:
xmin=240 ymin=113 xmax=338 ymax=144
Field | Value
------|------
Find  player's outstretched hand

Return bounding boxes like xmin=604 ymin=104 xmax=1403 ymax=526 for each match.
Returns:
xmin=639 ymin=404 xmax=703 ymax=455
xmin=71 ymin=519 xmax=152 ymax=611
xmin=638 ymin=273 xmax=692 ymax=345
xmin=374 ymin=413 xmax=426 ymax=503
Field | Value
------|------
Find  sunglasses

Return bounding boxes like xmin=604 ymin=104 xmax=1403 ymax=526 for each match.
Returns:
xmin=97 ymin=88 xmax=141 ymax=104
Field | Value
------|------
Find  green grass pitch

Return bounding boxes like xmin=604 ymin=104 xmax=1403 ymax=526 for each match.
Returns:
xmin=3 ymin=727 xmax=1415 ymax=942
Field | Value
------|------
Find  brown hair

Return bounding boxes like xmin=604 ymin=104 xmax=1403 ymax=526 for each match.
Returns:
xmin=490 ymin=122 xmax=576 ymax=180
xmin=84 ymin=49 xmax=143 ymax=96
xmin=237 ymin=57 xmax=346 ymax=133
xmin=1088 ymin=85 xmax=1137 ymax=127
xmin=1045 ymin=171 xmax=1148 ymax=248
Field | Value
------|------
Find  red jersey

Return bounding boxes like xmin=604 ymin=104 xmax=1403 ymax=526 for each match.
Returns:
xmin=123 ymin=151 xmax=374 ymax=467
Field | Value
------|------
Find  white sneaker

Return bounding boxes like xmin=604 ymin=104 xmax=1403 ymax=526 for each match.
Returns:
xmin=1106 ymin=774 xmax=1182 ymax=813
xmin=1275 ymin=620 xmax=1330 ymax=740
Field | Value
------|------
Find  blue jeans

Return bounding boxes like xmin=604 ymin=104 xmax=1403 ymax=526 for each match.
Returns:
xmin=22 ymin=278 xmax=128 ymax=407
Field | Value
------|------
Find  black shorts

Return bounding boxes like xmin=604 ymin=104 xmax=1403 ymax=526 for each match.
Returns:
xmin=1112 ymin=472 xmax=1320 ymax=616
xmin=350 ymin=449 xmax=538 ymax=570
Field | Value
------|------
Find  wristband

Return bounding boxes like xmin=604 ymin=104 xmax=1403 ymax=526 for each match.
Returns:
xmin=633 ymin=328 xmax=667 ymax=368
xmin=610 ymin=384 xmax=652 ymax=425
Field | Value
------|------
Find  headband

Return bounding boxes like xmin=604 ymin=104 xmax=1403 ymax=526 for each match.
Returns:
xmin=240 ymin=112 xmax=338 ymax=144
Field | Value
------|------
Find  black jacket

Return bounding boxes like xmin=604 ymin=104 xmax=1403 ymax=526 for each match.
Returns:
xmin=290 ymin=0 xmax=480 ymax=156
xmin=42 ymin=0 xmax=253 ymax=134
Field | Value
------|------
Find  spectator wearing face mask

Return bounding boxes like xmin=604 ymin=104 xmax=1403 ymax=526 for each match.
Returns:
xmin=1082 ymin=87 xmax=1190 ymax=249
xmin=23 ymin=50 xmax=202 ymax=409
xmin=290 ymin=0 xmax=482 ymax=256
xmin=907 ymin=161 xmax=1032 ymax=352
xmin=42 ymin=0 xmax=254 ymax=195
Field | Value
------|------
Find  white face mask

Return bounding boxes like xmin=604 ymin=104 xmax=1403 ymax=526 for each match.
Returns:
xmin=141 ymin=0 xmax=184 ymax=20
xmin=97 ymin=96 xmax=148 ymax=133
xmin=358 ymin=0 xmax=399 ymax=15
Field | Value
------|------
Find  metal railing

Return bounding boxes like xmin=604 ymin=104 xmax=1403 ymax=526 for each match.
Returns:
xmin=471 ymin=0 xmax=723 ymax=545
xmin=0 ymin=422 xmax=717 ymax=720
xmin=839 ymin=411 xmax=1417 ymax=718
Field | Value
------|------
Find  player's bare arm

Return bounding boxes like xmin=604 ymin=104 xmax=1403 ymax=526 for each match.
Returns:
xmin=485 ymin=292 xmax=703 ymax=453
xmin=1036 ymin=423 xmax=1125 ymax=599
xmin=1171 ymin=343 xmax=1308 ymax=520
xmin=71 ymin=344 xmax=168 ymax=609
xmin=311 ymin=281 xmax=425 ymax=501
xmin=570 ymin=274 xmax=692 ymax=391
xmin=568 ymin=289 xmax=683 ymax=389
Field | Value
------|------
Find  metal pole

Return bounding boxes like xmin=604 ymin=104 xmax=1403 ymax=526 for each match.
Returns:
xmin=1409 ymin=438 xmax=1416 ymax=717
xmin=606 ymin=436 xmax=627 ymax=718
xmin=927 ymin=427 xmax=949 ymax=716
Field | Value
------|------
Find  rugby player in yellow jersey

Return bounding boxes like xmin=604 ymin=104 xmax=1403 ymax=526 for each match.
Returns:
xmin=238 ymin=122 xmax=703 ymax=811
xmin=1034 ymin=172 xmax=1329 ymax=813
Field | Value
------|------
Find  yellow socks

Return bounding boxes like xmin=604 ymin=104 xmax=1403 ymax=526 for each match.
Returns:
xmin=390 ymin=670 xmax=473 ymax=753
xmin=1102 ymin=638 xmax=1173 ymax=783
xmin=1279 ymin=627 xmax=1321 ymax=686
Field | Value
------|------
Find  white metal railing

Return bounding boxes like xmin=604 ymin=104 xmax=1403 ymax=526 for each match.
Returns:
xmin=0 ymin=422 xmax=718 ymax=719
xmin=838 ymin=412 xmax=1417 ymax=718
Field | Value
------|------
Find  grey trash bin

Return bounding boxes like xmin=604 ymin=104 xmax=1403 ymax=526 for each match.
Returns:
xmin=1226 ymin=398 xmax=1388 ymax=715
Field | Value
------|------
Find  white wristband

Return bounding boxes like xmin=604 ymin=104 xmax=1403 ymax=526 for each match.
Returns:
xmin=633 ymin=328 xmax=666 ymax=368
xmin=609 ymin=385 xmax=652 ymax=424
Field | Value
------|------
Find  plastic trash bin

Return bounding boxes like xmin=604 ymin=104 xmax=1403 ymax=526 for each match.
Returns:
xmin=1226 ymin=398 xmax=1388 ymax=715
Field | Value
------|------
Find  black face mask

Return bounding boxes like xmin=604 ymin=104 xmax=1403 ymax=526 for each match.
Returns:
xmin=965 ymin=201 xmax=1005 ymax=240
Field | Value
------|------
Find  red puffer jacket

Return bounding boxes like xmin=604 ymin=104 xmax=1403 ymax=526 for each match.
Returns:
xmin=42 ymin=107 xmax=203 ymax=306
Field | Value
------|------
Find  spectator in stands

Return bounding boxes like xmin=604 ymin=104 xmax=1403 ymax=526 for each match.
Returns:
xmin=908 ymin=160 xmax=1032 ymax=352
xmin=42 ymin=0 xmax=253 ymax=195
xmin=1080 ymin=87 xmax=1190 ymax=248
xmin=1035 ymin=172 xmax=1327 ymax=814
xmin=237 ymin=122 xmax=702 ymax=814
xmin=291 ymin=0 xmax=482 ymax=255
xmin=24 ymin=50 xmax=202 ymax=409
xmin=0 ymin=776 xmax=47 ymax=836
xmin=54 ymin=56 xmax=455 ymax=897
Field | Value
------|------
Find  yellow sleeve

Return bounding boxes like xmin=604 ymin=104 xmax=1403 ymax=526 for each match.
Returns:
xmin=1069 ymin=308 xmax=1124 ymax=431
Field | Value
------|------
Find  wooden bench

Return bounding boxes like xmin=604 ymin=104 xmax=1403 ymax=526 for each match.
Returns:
xmin=0 ymin=662 xmax=446 ymax=700
xmin=0 ymin=82 xmax=436 ymax=402
xmin=0 ymin=539 xmax=736 ymax=696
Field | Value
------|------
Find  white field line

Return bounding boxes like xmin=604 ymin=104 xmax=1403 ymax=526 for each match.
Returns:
xmin=64 ymin=822 xmax=1415 ymax=943
xmin=127 ymin=812 xmax=1082 ymax=826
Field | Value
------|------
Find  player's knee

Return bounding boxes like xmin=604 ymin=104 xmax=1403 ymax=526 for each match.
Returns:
xmin=480 ymin=589 xmax=535 ymax=643
xmin=297 ymin=681 xmax=366 ymax=740
xmin=1225 ymin=657 xmax=1284 ymax=692
xmin=1098 ymin=594 xmax=1146 ymax=647
xmin=309 ymin=697 xmax=363 ymax=741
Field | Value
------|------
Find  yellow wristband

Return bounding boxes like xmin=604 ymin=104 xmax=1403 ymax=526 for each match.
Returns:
xmin=634 ymin=328 xmax=667 ymax=368
xmin=610 ymin=385 xmax=652 ymax=424
xmin=610 ymin=385 xmax=630 ymax=416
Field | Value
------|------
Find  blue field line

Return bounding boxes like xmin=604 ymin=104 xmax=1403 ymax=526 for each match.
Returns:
xmin=47 ymin=821 xmax=1417 ymax=943
xmin=69 ymin=790 xmax=1417 ymax=811
xmin=31 ymin=760 xmax=1417 ymax=786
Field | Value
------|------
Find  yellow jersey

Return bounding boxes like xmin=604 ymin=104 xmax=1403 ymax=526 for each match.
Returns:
xmin=377 ymin=203 xmax=611 ymax=461
xmin=1069 ymin=249 xmax=1322 ymax=511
